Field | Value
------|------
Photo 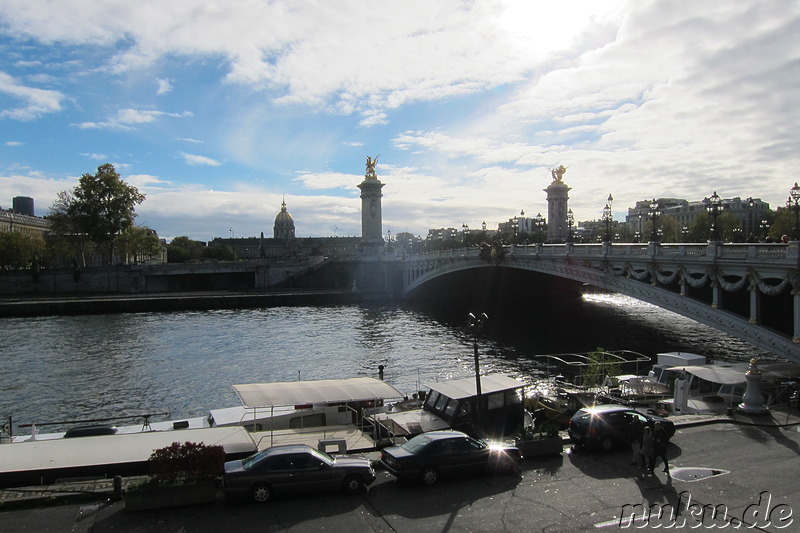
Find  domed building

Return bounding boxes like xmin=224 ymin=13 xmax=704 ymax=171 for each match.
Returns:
xmin=273 ymin=199 xmax=295 ymax=239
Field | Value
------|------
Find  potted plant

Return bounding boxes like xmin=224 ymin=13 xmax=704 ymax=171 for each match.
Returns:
xmin=125 ymin=441 xmax=225 ymax=512
xmin=515 ymin=420 xmax=563 ymax=458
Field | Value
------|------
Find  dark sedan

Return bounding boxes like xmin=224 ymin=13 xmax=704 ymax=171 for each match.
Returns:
xmin=380 ymin=430 xmax=522 ymax=485
xmin=222 ymin=444 xmax=376 ymax=503
xmin=567 ymin=404 xmax=675 ymax=452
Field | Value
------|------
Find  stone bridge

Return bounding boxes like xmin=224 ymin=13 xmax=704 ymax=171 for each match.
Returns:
xmin=400 ymin=242 xmax=800 ymax=363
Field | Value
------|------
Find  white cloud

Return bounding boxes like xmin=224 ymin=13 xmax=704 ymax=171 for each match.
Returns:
xmin=74 ymin=108 xmax=193 ymax=130
xmin=5 ymin=141 xmax=24 ymax=147
xmin=156 ymin=78 xmax=173 ymax=95
xmin=0 ymin=71 xmax=65 ymax=120
xmin=180 ymin=152 xmax=221 ymax=166
xmin=80 ymin=152 xmax=107 ymax=160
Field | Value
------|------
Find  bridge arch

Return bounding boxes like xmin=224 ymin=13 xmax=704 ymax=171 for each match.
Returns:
xmin=400 ymin=243 xmax=800 ymax=364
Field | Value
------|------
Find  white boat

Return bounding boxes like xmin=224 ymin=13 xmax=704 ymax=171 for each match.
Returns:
xmin=0 ymin=377 xmax=408 ymax=487
xmin=640 ymin=352 xmax=799 ymax=415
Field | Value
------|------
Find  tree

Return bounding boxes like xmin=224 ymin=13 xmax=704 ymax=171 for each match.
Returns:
xmin=0 ymin=231 xmax=45 ymax=270
xmin=582 ymin=347 xmax=621 ymax=388
xmin=167 ymin=236 xmax=206 ymax=263
xmin=116 ymin=226 xmax=162 ymax=264
xmin=49 ymin=164 xmax=145 ymax=265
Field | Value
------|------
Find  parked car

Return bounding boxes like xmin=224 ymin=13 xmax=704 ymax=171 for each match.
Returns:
xmin=222 ymin=444 xmax=376 ymax=503
xmin=380 ymin=430 xmax=522 ymax=485
xmin=567 ymin=404 xmax=675 ymax=452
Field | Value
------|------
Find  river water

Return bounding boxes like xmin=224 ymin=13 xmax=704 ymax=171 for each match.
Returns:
xmin=0 ymin=292 xmax=766 ymax=432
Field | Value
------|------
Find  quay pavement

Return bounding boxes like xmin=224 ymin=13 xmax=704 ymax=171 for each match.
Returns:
xmin=1 ymin=407 xmax=799 ymax=532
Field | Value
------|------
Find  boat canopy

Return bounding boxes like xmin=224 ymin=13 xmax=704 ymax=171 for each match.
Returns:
xmin=425 ymin=374 xmax=524 ymax=400
xmin=667 ymin=365 xmax=747 ymax=385
xmin=232 ymin=377 xmax=405 ymax=408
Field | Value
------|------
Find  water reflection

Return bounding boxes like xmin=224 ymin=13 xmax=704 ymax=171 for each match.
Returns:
xmin=0 ymin=292 xmax=764 ymax=431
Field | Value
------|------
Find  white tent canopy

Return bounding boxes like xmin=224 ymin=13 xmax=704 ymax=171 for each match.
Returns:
xmin=667 ymin=365 xmax=747 ymax=385
xmin=426 ymin=374 xmax=524 ymax=400
xmin=232 ymin=377 xmax=405 ymax=408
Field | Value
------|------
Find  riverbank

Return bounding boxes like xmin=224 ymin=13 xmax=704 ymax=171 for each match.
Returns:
xmin=0 ymin=289 xmax=394 ymax=317
xmin=2 ymin=407 xmax=799 ymax=532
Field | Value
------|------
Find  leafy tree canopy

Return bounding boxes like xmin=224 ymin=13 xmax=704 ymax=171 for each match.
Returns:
xmin=48 ymin=164 xmax=145 ymax=264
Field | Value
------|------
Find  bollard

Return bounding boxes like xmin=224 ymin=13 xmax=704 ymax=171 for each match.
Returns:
xmin=113 ymin=475 xmax=123 ymax=501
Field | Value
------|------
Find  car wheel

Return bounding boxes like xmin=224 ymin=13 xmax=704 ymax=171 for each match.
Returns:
xmin=251 ymin=483 xmax=272 ymax=503
xmin=342 ymin=475 xmax=365 ymax=495
xmin=600 ymin=436 xmax=614 ymax=453
xmin=419 ymin=466 xmax=439 ymax=486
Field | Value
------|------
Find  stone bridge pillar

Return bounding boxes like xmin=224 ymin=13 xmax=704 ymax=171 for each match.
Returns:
xmin=358 ymin=156 xmax=385 ymax=256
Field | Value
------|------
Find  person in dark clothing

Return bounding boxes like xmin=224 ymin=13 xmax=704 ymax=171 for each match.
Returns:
xmin=629 ymin=418 xmax=645 ymax=467
xmin=652 ymin=422 xmax=670 ymax=474
xmin=640 ymin=426 xmax=654 ymax=472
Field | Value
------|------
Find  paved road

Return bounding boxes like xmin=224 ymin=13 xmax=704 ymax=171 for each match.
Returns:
xmin=2 ymin=422 xmax=798 ymax=532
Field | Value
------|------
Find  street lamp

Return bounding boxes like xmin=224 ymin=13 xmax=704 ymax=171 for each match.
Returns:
xmin=788 ymin=182 xmax=800 ymax=241
xmin=682 ymin=224 xmax=689 ymax=242
xmin=534 ymin=213 xmax=545 ymax=244
xmin=747 ymin=197 xmax=755 ymax=239
xmin=634 ymin=230 xmax=641 ymax=243
xmin=467 ymin=312 xmax=489 ymax=434
xmin=648 ymin=199 xmax=660 ymax=242
xmin=706 ymin=191 xmax=723 ymax=242
xmin=566 ymin=209 xmax=574 ymax=243
xmin=760 ymin=219 xmax=768 ymax=240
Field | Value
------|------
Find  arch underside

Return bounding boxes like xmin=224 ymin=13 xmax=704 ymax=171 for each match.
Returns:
xmin=403 ymin=261 xmax=799 ymax=364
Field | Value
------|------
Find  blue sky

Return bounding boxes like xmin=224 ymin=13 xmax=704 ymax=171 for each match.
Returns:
xmin=1 ymin=0 xmax=799 ymax=241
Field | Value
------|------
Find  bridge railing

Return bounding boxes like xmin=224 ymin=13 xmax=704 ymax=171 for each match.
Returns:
xmin=403 ymin=242 xmax=797 ymax=268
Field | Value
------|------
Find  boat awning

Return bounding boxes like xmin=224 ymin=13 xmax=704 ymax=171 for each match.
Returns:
xmin=426 ymin=374 xmax=525 ymax=400
xmin=232 ymin=377 xmax=405 ymax=408
xmin=667 ymin=365 xmax=746 ymax=385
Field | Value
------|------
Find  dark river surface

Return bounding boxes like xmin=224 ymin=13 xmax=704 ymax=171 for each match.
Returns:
xmin=0 ymin=291 xmax=767 ymax=432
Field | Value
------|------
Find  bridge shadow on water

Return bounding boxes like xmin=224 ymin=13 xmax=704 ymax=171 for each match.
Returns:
xmin=401 ymin=268 xmax=705 ymax=359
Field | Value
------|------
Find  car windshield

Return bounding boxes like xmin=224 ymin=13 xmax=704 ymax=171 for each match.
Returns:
xmin=400 ymin=434 xmax=433 ymax=454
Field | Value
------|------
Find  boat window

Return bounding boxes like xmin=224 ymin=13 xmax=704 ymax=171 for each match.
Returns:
xmin=425 ymin=391 xmax=440 ymax=409
xmin=487 ymin=392 xmax=504 ymax=410
xmin=444 ymin=398 xmax=458 ymax=418
xmin=456 ymin=400 xmax=472 ymax=420
xmin=505 ymin=389 xmax=522 ymax=405
xmin=435 ymin=393 xmax=450 ymax=411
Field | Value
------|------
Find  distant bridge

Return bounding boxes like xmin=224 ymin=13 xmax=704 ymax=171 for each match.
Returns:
xmin=400 ymin=242 xmax=800 ymax=364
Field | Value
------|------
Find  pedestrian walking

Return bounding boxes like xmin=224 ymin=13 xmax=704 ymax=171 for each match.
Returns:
xmin=629 ymin=418 xmax=644 ymax=467
xmin=652 ymin=422 xmax=670 ymax=474
xmin=640 ymin=426 xmax=654 ymax=472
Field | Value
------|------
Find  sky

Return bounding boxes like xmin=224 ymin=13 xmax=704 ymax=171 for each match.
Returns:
xmin=1 ymin=0 xmax=799 ymax=242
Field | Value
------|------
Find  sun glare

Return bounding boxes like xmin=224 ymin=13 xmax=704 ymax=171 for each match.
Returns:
xmin=496 ymin=0 xmax=624 ymax=56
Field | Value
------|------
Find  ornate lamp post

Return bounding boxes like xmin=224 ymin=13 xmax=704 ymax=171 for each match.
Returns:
xmin=681 ymin=224 xmax=689 ymax=242
xmin=648 ymin=199 xmax=660 ymax=242
xmin=566 ymin=209 xmax=575 ymax=243
xmin=747 ymin=197 xmax=755 ymax=239
xmin=534 ymin=213 xmax=545 ymax=244
xmin=788 ymin=182 xmax=800 ymax=241
xmin=706 ymin=191 xmax=723 ymax=242
xmin=760 ymin=219 xmax=768 ymax=240
xmin=634 ymin=230 xmax=641 ymax=243
xmin=462 ymin=223 xmax=470 ymax=246
xmin=467 ymin=312 xmax=489 ymax=433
